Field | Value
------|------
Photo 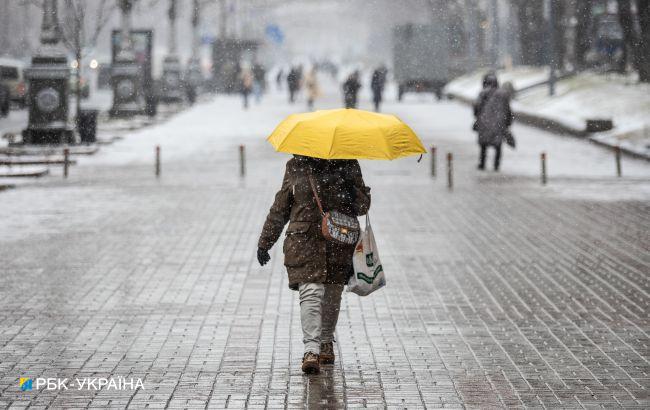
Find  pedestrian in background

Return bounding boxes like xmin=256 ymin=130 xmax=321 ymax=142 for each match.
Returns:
xmin=304 ymin=68 xmax=320 ymax=111
xmin=276 ymin=68 xmax=284 ymax=91
xmin=371 ymin=65 xmax=388 ymax=112
xmin=473 ymin=73 xmax=513 ymax=171
xmin=257 ymin=155 xmax=371 ymax=374
xmin=287 ymin=66 xmax=302 ymax=104
xmin=240 ymin=67 xmax=254 ymax=109
xmin=343 ymin=71 xmax=362 ymax=109
xmin=252 ymin=62 xmax=266 ymax=104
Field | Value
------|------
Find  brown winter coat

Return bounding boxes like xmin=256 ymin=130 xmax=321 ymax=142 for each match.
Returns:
xmin=258 ymin=157 xmax=371 ymax=290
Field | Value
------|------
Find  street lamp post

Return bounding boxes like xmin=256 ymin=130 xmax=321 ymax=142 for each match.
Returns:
xmin=110 ymin=0 xmax=147 ymax=117
xmin=22 ymin=0 xmax=74 ymax=144
xmin=160 ymin=0 xmax=184 ymax=104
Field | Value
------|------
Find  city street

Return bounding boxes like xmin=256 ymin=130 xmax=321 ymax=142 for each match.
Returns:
xmin=0 ymin=83 xmax=649 ymax=408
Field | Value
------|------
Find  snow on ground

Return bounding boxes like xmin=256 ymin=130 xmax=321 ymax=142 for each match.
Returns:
xmin=445 ymin=66 xmax=550 ymax=102
xmin=445 ymin=68 xmax=650 ymax=158
xmin=1 ymin=77 xmax=648 ymax=205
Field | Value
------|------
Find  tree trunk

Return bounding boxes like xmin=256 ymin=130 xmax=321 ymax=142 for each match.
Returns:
xmin=618 ymin=0 xmax=641 ymax=72
xmin=75 ymin=47 xmax=82 ymax=124
xmin=516 ymin=0 xmax=545 ymax=66
xmin=638 ymin=0 xmax=650 ymax=82
xmin=575 ymin=0 xmax=593 ymax=70
xmin=553 ymin=0 xmax=567 ymax=70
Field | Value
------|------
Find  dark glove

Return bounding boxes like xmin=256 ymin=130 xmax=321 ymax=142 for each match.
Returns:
xmin=257 ymin=248 xmax=270 ymax=266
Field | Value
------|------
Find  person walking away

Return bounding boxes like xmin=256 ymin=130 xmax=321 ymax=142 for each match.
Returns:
xmin=287 ymin=67 xmax=300 ymax=104
xmin=371 ymin=66 xmax=387 ymax=112
xmin=276 ymin=68 xmax=284 ymax=91
xmin=343 ymin=71 xmax=362 ymax=109
xmin=304 ymin=68 xmax=320 ymax=111
xmin=240 ymin=68 xmax=254 ymax=109
xmin=257 ymin=156 xmax=371 ymax=374
xmin=252 ymin=62 xmax=266 ymax=103
xmin=473 ymin=73 xmax=513 ymax=171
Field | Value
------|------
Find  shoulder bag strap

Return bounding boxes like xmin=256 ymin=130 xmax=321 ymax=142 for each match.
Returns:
xmin=308 ymin=174 xmax=325 ymax=216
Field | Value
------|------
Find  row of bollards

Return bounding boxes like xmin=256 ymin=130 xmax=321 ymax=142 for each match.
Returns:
xmin=147 ymin=144 xmax=625 ymax=183
xmin=429 ymin=146 xmax=454 ymax=189
xmin=150 ymin=144 xmax=246 ymax=178
xmin=429 ymin=144 xmax=624 ymax=189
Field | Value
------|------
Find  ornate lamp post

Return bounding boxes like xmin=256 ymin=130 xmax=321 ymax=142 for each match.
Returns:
xmin=160 ymin=0 xmax=184 ymax=103
xmin=110 ymin=0 xmax=146 ymax=117
xmin=22 ymin=0 xmax=74 ymax=144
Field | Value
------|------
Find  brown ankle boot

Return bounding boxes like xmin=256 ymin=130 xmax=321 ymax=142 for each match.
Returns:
xmin=302 ymin=352 xmax=320 ymax=374
xmin=319 ymin=342 xmax=335 ymax=364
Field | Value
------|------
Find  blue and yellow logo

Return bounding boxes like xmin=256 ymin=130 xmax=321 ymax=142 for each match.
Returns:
xmin=20 ymin=378 xmax=32 ymax=391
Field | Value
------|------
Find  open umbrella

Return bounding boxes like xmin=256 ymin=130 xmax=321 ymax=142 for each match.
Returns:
xmin=267 ymin=108 xmax=426 ymax=160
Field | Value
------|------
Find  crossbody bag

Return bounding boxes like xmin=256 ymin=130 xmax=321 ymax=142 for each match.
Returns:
xmin=308 ymin=174 xmax=360 ymax=245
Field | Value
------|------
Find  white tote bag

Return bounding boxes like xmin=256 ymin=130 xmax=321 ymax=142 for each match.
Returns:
xmin=348 ymin=215 xmax=385 ymax=296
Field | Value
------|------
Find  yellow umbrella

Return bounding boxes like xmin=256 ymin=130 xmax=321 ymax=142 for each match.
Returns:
xmin=267 ymin=108 xmax=426 ymax=160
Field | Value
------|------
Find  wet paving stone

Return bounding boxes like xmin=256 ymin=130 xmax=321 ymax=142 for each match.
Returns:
xmin=0 ymin=98 xmax=649 ymax=408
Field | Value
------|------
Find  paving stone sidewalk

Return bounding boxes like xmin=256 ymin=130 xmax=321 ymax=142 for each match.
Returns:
xmin=0 ymin=97 xmax=648 ymax=409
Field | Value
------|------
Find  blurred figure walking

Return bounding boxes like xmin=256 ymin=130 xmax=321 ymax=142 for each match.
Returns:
xmin=343 ymin=71 xmax=361 ymax=109
xmin=473 ymin=73 xmax=513 ymax=171
xmin=276 ymin=68 xmax=284 ymax=91
xmin=304 ymin=68 xmax=320 ymax=111
xmin=252 ymin=62 xmax=266 ymax=103
xmin=287 ymin=66 xmax=302 ymax=104
xmin=371 ymin=66 xmax=388 ymax=112
xmin=240 ymin=68 xmax=254 ymax=109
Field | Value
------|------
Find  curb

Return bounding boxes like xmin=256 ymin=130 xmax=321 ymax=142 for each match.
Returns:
xmin=446 ymin=92 xmax=650 ymax=161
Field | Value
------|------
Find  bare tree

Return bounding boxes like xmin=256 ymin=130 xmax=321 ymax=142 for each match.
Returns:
xmin=58 ymin=0 xmax=117 ymax=119
xmin=618 ymin=0 xmax=650 ymax=82
xmin=513 ymin=0 xmax=546 ymax=66
xmin=639 ymin=0 xmax=650 ymax=81
xmin=574 ymin=0 xmax=593 ymax=70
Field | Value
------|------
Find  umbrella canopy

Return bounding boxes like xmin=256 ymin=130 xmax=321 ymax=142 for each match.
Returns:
xmin=267 ymin=108 xmax=426 ymax=160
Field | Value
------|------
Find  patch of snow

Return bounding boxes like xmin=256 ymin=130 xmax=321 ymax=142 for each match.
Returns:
xmin=445 ymin=68 xmax=650 ymax=158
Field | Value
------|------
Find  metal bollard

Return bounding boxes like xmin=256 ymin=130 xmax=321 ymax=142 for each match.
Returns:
xmin=430 ymin=146 xmax=437 ymax=177
xmin=155 ymin=145 xmax=161 ymax=177
xmin=615 ymin=146 xmax=622 ymax=177
xmin=447 ymin=152 xmax=453 ymax=189
xmin=239 ymin=145 xmax=246 ymax=177
xmin=541 ymin=152 xmax=547 ymax=185
xmin=63 ymin=148 xmax=69 ymax=179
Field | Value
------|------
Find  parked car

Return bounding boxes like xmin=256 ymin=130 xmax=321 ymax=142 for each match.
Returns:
xmin=0 ymin=57 xmax=27 ymax=107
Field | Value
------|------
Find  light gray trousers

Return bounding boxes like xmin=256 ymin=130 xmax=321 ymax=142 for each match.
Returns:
xmin=298 ymin=283 xmax=344 ymax=355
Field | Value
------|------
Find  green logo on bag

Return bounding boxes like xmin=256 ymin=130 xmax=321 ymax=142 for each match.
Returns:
xmin=356 ymin=264 xmax=383 ymax=284
xmin=365 ymin=252 xmax=374 ymax=267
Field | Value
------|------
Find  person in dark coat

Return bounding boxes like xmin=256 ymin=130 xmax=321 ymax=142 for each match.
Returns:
xmin=473 ymin=73 xmax=513 ymax=171
xmin=257 ymin=155 xmax=371 ymax=374
xmin=287 ymin=66 xmax=302 ymax=104
xmin=342 ymin=71 xmax=362 ymax=109
xmin=371 ymin=66 xmax=387 ymax=112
